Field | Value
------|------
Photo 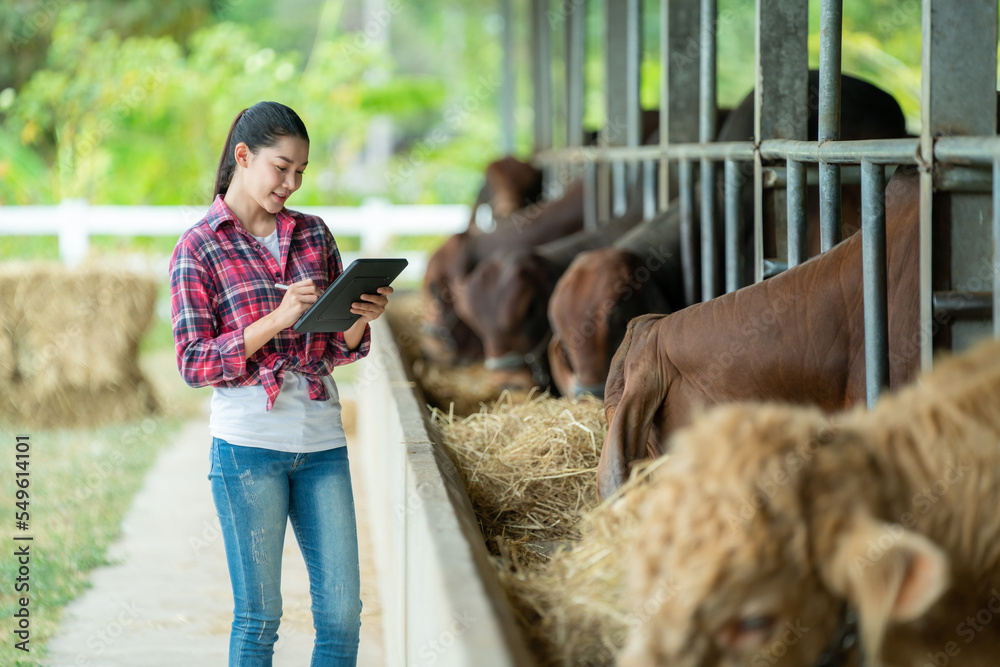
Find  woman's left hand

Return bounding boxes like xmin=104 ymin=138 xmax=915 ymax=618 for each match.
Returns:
xmin=351 ymin=286 xmax=393 ymax=325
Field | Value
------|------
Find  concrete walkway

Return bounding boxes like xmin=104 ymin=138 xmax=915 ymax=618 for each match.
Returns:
xmin=43 ymin=400 xmax=385 ymax=666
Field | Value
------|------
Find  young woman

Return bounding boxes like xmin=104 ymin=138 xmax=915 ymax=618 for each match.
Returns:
xmin=169 ymin=101 xmax=390 ymax=666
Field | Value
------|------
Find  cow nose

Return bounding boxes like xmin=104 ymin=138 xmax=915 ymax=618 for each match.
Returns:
xmin=574 ymin=382 xmax=606 ymax=400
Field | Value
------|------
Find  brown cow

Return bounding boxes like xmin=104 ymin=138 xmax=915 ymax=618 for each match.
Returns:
xmin=466 ymin=156 xmax=543 ymax=233
xmin=548 ymin=71 xmax=906 ymax=400
xmin=421 ymin=179 xmax=586 ymax=363
xmin=422 ymin=110 xmax=669 ymax=364
xmin=452 ymin=206 xmax=647 ymax=389
xmin=597 ymin=164 xmax=921 ymax=499
xmin=548 ymin=205 xmax=683 ymax=398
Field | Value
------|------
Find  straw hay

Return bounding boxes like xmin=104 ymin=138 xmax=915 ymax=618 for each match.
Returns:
xmin=496 ymin=459 xmax=668 ymax=666
xmin=431 ymin=390 xmax=668 ymax=666
xmin=0 ymin=262 xmax=159 ymax=428
xmin=430 ymin=391 xmax=605 ymax=545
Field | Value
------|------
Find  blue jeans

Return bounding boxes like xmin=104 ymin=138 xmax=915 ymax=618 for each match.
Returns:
xmin=209 ymin=438 xmax=362 ymax=666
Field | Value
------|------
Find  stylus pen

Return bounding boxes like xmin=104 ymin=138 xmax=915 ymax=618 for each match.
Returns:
xmin=274 ymin=283 xmax=289 ymax=290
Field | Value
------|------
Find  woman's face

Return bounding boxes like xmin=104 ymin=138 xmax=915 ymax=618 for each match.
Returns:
xmin=235 ymin=134 xmax=309 ymax=214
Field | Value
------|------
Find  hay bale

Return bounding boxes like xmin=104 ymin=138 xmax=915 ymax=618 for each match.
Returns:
xmin=0 ymin=261 xmax=159 ymax=428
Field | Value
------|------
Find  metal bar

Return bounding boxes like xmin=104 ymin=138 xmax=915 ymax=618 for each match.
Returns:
xmin=661 ymin=0 xmax=701 ymax=210
xmin=932 ymin=291 xmax=994 ymax=320
xmin=679 ymin=159 xmax=697 ymax=305
xmin=612 ymin=161 xmax=627 ymax=217
xmin=701 ymin=158 xmax=716 ymax=300
xmin=755 ymin=0 xmax=808 ymax=269
xmin=531 ymin=0 xmax=552 ymax=152
xmin=934 ymin=137 xmax=1000 ymax=165
xmin=698 ymin=0 xmax=717 ymax=301
xmin=861 ymin=160 xmax=888 ymax=407
xmin=724 ymin=160 xmax=741 ymax=292
xmin=935 ymin=166 xmax=995 ymax=192
xmin=606 ymin=0 xmax=642 ymax=215
xmin=500 ymin=0 xmax=515 ymax=154
xmin=922 ymin=0 xmax=998 ymax=357
xmin=754 ymin=151 xmax=764 ymax=283
xmin=534 ymin=137 xmax=923 ymax=165
xmin=597 ymin=161 xmax=611 ymax=223
xmin=995 ymin=157 xmax=1000 ymax=336
xmin=659 ymin=0 xmax=669 ymax=210
xmin=765 ymin=164 xmax=867 ymax=188
xmin=565 ymin=0 xmax=585 ymax=148
xmin=699 ymin=0 xmax=717 ymax=146
xmin=643 ymin=159 xmax=657 ymax=220
xmin=818 ymin=0 xmax=843 ymax=252
xmin=584 ymin=160 xmax=598 ymax=232
xmin=754 ymin=0 xmax=808 ymax=142
xmin=786 ymin=158 xmax=808 ymax=267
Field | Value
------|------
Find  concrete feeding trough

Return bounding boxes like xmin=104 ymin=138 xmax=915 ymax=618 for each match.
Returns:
xmin=356 ymin=318 xmax=537 ymax=667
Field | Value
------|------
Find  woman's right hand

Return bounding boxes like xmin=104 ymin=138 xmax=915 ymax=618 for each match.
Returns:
xmin=271 ymin=278 xmax=321 ymax=330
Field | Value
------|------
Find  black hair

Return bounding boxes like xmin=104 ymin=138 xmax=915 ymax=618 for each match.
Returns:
xmin=213 ymin=101 xmax=309 ymax=198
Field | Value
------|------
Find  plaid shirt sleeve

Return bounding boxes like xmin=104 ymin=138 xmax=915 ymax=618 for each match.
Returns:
xmin=169 ymin=235 xmax=248 ymax=387
xmin=323 ymin=225 xmax=372 ymax=364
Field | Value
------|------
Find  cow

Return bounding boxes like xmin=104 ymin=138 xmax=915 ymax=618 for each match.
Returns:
xmin=547 ymin=71 xmax=907 ymax=400
xmin=597 ymin=164 xmax=921 ymax=500
xmin=452 ymin=205 xmax=647 ymax=389
xmin=466 ymin=156 xmax=543 ymax=233
xmin=421 ymin=109 xmax=671 ymax=365
xmin=420 ymin=178 xmax=586 ymax=363
xmin=548 ymin=205 xmax=684 ymax=398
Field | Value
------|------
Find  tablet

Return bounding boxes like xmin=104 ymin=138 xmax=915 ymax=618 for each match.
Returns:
xmin=293 ymin=258 xmax=408 ymax=333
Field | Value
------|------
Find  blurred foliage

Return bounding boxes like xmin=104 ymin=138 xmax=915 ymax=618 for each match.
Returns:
xmin=0 ymin=0 xmax=968 ymax=209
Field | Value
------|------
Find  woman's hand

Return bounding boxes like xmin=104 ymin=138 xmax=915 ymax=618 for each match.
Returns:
xmin=343 ymin=286 xmax=393 ymax=350
xmin=243 ymin=278 xmax=320 ymax=358
xmin=271 ymin=279 xmax=321 ymax=330
xmin=350 ymin=286 xmax=393 ymax=325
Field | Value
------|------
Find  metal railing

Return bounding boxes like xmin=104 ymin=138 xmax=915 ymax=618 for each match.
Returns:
xmin=526 ymin=0 xmax=999 ymax=408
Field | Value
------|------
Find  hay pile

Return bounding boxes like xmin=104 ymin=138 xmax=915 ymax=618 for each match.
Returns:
xmin=431 ymin=391 xmax=667 ymax=666
xmin=0 ymin=262 xmax=159 ymax=427
xmin=431 ymin=391 xmax=605 ymax=546
xmin=498 ymin=459 xmax=669 ymax=666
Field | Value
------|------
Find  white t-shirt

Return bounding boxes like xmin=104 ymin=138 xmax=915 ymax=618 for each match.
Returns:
xmin=208 ymin=227 xmax=348 ymax=453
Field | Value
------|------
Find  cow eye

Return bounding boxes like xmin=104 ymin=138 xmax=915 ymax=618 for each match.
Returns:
xmin=739 ymin=615 xmax=776 ymax=633
xmin=716 ymin=614 xmax=777 ymax=652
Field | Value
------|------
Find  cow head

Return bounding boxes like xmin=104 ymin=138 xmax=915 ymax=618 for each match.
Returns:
xmin=483 ymin=157 xmax=543 ymax=221
xmin=467 ymin=157 xmax=545 ymax=234
xmin=549 ymin=248 xmax=673 ymax=399
xmin=619 ymin=403 xmax=949 ymax=667
xmin=421 ymin=233 xmax=483 ymax=363
xmin=453 ymin=248 xmax=557 ymax=391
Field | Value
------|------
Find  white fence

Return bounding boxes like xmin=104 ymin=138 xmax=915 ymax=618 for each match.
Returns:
xmin=0 ymin=199 xmax=470 ymax=282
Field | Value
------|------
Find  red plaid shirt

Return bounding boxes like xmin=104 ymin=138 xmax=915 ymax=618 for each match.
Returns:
xmin=169 ymin=195 xmax=370 ymax=410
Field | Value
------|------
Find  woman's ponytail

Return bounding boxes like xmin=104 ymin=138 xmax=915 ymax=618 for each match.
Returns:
xmin=211 ymin=102 xmax=308 ymax=201
xmin=214 ymin=108 xmax=248 ymax=198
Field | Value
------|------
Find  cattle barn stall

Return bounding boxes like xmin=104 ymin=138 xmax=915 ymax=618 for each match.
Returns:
xmin=357 ymin=2 xmax=1000 ymax=666
xmin=528 ymin=0 xmax=1000 ymax=407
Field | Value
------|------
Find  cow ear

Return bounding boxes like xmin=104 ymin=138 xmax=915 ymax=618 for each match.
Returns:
xmin=824 ymin=511 xmax=950 ymax=659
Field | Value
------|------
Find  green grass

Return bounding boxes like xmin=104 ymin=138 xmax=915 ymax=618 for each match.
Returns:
xmin=0 ymin=346 xmax=210 ymax=666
